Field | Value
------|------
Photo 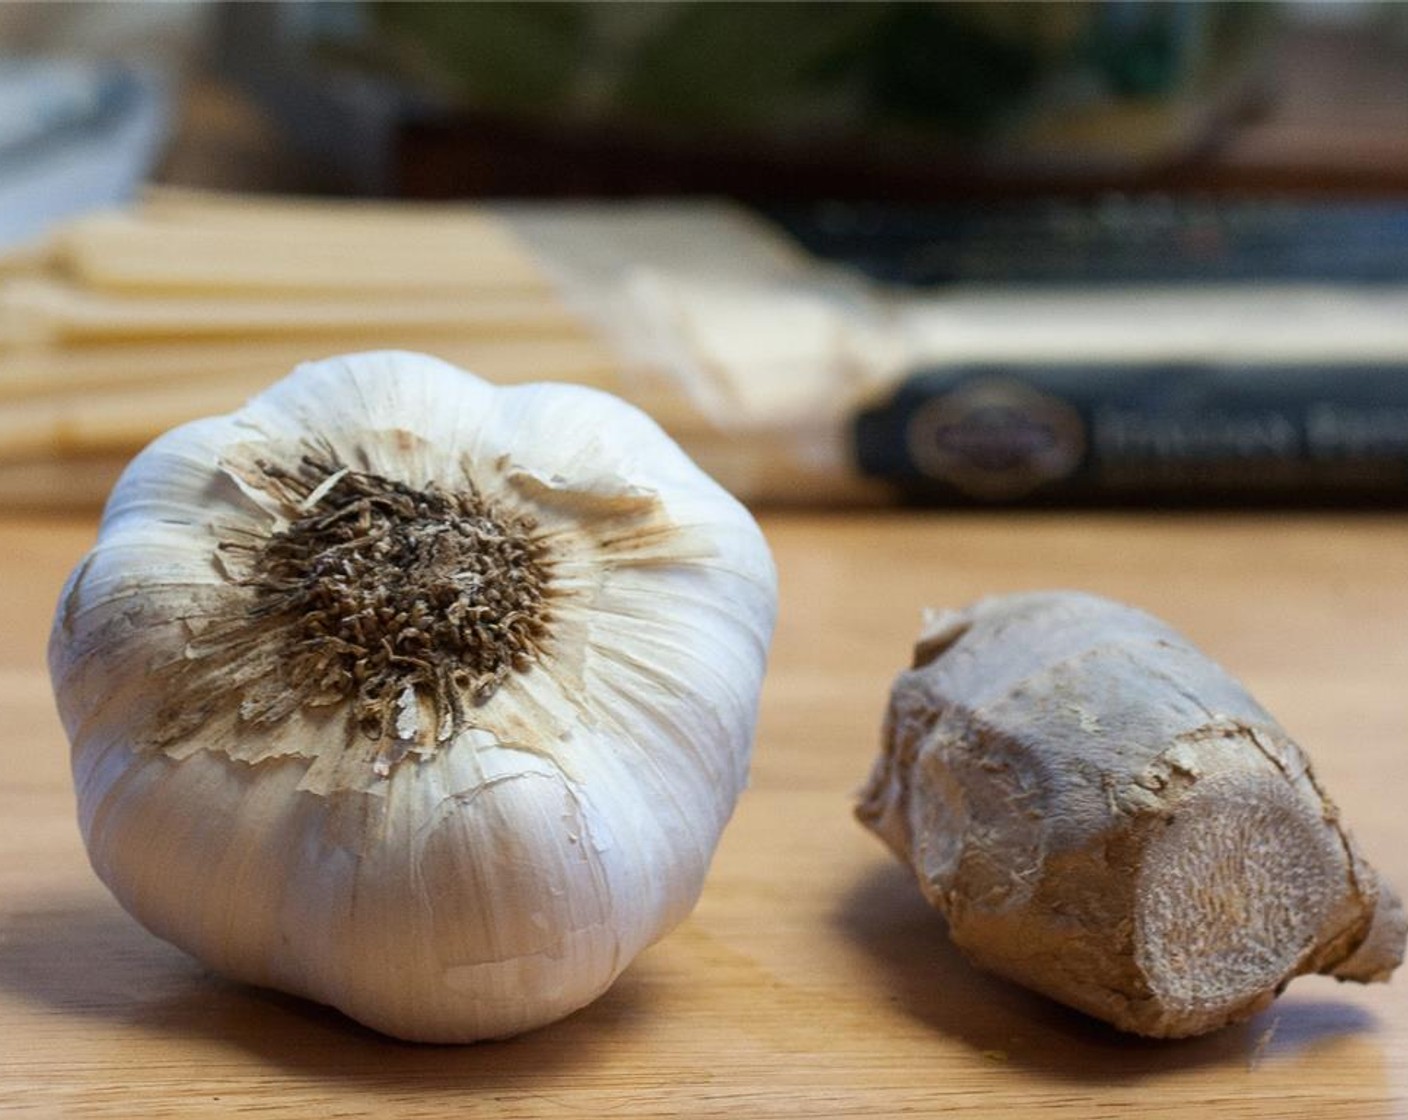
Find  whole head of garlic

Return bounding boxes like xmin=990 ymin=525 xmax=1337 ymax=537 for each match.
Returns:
xmin=48 ymin=351 xmax=777 ymax=1043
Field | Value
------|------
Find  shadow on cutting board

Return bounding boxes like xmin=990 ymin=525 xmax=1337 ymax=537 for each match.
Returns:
xmin=835 ymin=859 xmax=1381 ymax=1081
xmin=2 ymin=878 xmax=1387 ymax=1093
xmin=0 ymin=888 xmax=666 ymax=1089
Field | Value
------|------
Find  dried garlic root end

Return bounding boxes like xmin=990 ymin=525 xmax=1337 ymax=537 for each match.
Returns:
xmin=858 ymin=591 xmax=1406 ymax=1039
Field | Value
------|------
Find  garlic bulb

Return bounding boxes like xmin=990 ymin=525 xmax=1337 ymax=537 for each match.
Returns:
xmin=49 ymin=350 xmax=777 ymax=1042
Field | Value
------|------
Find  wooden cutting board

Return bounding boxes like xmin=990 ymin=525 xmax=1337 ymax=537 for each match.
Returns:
xmin=2 ymin=510 xmax=1405 ymax=1118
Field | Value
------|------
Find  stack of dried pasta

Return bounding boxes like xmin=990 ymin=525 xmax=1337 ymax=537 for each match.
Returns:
xmin=14 ymin=189 xmax=1408 ymax=510
xmin=0 ymin=188 xmax=888 ymax=510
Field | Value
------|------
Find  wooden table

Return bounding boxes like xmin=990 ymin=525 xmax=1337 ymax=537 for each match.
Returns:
xmin=3 ymin=509 xmax=1406 ymax=1117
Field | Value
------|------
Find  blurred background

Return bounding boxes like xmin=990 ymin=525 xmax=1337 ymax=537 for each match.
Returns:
xmin=7 ymin=0 xmax=1404 ymax=200
xmin=5 ymin=0 xmax=1408 ymax=508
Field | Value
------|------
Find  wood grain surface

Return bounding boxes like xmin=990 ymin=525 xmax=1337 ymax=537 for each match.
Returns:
xmin=2 ymin=510 xmax=1406 ymax=1118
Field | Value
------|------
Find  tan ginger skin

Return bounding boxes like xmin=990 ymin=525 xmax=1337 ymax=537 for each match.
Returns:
xmin=858 ymin=591 xmax=1406 ymax=1038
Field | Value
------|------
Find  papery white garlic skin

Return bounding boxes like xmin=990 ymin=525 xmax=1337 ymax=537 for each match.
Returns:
xmin=49 ymin=351 xmax=777 ymax=1042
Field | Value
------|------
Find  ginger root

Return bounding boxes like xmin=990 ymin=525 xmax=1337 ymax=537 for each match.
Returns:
xmin=857 ymin=591 xmax=1406 ymax=1038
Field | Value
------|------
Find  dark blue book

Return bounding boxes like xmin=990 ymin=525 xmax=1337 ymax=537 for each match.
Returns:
xmin=774 ymin=198 xmax=1408 ymax=287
